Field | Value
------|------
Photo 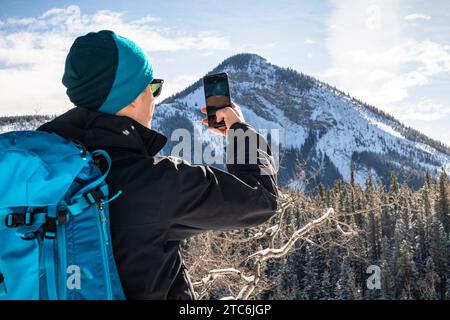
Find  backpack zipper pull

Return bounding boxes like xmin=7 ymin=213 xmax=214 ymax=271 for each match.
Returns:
xmin=97 ymin=203 xmax=109 ymax=246
xmin=101 ymin=190 xmax=123 ymax=205
xmin=97 ymin=189 xmax=122 ymax=246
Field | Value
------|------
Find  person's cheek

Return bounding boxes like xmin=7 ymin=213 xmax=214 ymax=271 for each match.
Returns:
xmin=149 ymin=100 xmax=155 ymax=121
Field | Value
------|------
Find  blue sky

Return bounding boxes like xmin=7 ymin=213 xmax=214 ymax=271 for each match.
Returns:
xmin=0 ymin=0 xmax=449 ymax=145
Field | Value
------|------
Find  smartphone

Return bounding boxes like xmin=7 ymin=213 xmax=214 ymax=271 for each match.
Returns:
xmin=203 ymin=73 xmax=231 ymax=129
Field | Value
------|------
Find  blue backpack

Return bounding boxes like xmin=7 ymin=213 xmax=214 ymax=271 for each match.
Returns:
xmin=0 ymin=130 xmax=125 ymax=300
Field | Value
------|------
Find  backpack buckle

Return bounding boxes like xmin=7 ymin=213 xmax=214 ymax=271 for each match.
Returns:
xmin=57 ymin=206 xmax=68 ymax=225
xmin=83 ymin=187 xmax=107 ymax=206
xmin=5 ymin=212 xmax=33 ymax=228
xmin=43 ymin=216 xmax=57 ymax=239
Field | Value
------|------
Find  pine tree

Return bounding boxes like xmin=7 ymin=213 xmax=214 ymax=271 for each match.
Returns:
xmin=381 ymin=266 xmax=395 ymax=300
xmin=335 ymin=259 xmax=352 ymax=299
xmin=367 ymin=208 xmax=379 ymax=261
xmin=317 ymin=183 xmax=326 ymax=206
xmin=422 ymin=180 xmax=434 ymax=219
xmin=396 ymin=240 xmax=418 ymax=299
xmin=390 ymin=170 xmax=400 ymax=193
xmin=319 ymin=264 xmax=333 ymax=300
xmin=299 ymin=246 xmax=319 ymax=299
xmin=381 ymin=192 xmax=395 ymax=240
xmin=414 ymin=198 xmax=428 ymax=266
xmin=425 ymin=171 xmax=434 ymax=190
xmin=430 ymin=219 xmax=449 ymax=299
xmin=419 ymin=257 xmax=438 ymax=300
xmin=436 ymin=170 xmax=450 ymax=234
xmin=350 ymin=161 xmax=356 ymax=186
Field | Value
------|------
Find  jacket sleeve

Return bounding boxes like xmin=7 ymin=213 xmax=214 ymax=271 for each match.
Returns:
xmin=165 ymin=122 xmax=279 ymax=241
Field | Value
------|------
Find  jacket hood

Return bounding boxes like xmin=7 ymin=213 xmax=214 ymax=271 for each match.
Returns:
xmin=37 ymin=107 xmax=167 ymax=157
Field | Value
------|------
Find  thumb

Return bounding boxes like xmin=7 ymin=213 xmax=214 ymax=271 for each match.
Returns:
xmin=215 ymin=109 xmax=225 ymax=123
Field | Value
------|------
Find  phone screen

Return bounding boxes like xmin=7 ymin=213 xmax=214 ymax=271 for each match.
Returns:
xmin=204 ymin=73 xmax=231 ymax=129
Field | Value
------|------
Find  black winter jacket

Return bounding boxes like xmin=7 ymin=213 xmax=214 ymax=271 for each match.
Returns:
xmin=37 ymin=107 xmax=278 ymax=300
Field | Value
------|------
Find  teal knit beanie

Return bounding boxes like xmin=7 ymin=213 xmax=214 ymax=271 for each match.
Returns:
xmin=62 ymin=30 xmax=154 ymax=114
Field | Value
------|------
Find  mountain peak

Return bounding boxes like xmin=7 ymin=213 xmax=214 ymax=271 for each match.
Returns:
xmin=216 ymin=53 xmax=268 ymax=71
xmin=162 ymin=53 xmax=270 ymax=103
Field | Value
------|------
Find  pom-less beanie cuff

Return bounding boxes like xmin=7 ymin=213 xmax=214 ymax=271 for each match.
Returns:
xmin=62 ymin=30 xmax=154 ymax=114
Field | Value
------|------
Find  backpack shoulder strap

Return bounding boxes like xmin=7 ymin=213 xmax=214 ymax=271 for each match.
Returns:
xmin=66 ymin=150 xmax=121 ymax=215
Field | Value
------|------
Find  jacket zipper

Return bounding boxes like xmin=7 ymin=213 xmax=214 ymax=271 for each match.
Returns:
xmin=97 ymin=203 xmax=113 ymax=300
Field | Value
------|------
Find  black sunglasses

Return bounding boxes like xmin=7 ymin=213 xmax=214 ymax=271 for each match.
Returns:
xmin=150 ymin=79 xmax=164 ymax=98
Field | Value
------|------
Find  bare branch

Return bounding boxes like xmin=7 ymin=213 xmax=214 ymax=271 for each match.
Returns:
xmin=184 ymin=188 xmax=364 ymax=300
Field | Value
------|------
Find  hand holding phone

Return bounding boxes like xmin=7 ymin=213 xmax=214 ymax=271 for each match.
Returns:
xmin=201 ymin=102 xmax=245 ymax=135
xmin=203 ymin=73 xmax=232 ymax=129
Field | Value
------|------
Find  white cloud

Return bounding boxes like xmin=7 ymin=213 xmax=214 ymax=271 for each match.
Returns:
xmin=323 ymin=0 xmax=450 ymax=108
xmin=418 ymin=126 xmax=450 ymax=147
xmin=174 ymin=74 xmax=200 ymax=83
xmin=159 ymin=74 xmax=202 ymax=101
xmin=404 ymin=13 xmax=431 ymax=21
xmin=0 ymin=5 xmax=231 ymax=116
xmin=134 ymin=16 xmax=162 ymax=25
xmin=396 ymin=99 xmax=450 ymax=121
xmin=237 ymin=41 xmax=278 ymax=53
xmin=4 ymin=17 xmax=37 ymax=25
xmin=304 ymin=39 xmax=315 ymax=45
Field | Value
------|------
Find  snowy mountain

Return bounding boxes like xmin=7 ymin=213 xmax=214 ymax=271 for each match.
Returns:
xmin=1 ymin=53 xmax=449 ymax=190
xmin=152 ymin=53 xmax=450 ymax=190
